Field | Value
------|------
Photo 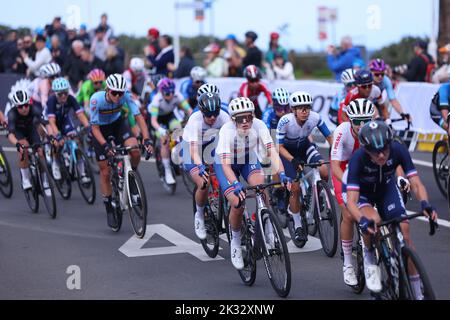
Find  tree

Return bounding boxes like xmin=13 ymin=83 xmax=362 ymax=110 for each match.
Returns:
xmin=370 ymin=36 xmax=427 ymax=68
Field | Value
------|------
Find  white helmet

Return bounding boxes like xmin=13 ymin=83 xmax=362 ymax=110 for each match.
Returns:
xmin=190 ymin=66 xmax=207 ymax=82
xmin=129 ymin=57 xmax=145 ymax=73
xmin=341 ymin=68 xmax=355 ymax=85
xmin=346 ymin=98 xmax=375 ymax=120
xmin=228 ymin=97 xmax=255 ymax=117
xmin=197 ymin=83 xmax=220 ymax=99
xmin=11 ymin=90 xmax=30 ymax=106
xmin=40 ymin=63 xmax=61 ymax=78
xmin=289 ymin=91 xmax=313 ymax=108
xmin=106 ymin=74 xmax=127 ymax=92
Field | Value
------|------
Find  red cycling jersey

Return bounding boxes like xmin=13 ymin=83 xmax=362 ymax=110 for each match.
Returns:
xmin=239 ymin=81 xmax=273 ymax=118
xmin=337 ymin=86 xmax=382 ymax=125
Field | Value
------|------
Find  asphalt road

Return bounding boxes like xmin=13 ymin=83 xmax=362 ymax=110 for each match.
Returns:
xmin=0 ymin=145 xmax=449 ymax=300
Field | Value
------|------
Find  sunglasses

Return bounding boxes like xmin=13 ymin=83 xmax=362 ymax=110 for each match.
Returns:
xmin=163 ymin=91 xmax=174 ymax=96
xmin=17 ymin=104 xmax=30 ymax=110
xmin=248 ymin=79 xmax=259 ymax=83
xmin=366 ymin=143 xmax=390 ymax=155
xmin=346 ymin=83 xmax=356 ymax=88
xmin=110 ymin=90 xmax=124 ymax=97
xmin=203 ymin=110 xmax=220 ymax=118
xmin=359 ymin=84 xmax=373 ymax=90
xmin=234 ymin=114 xmax=254 ymax=124
xmin=56 ymin=91 xmax=69 ymax=97
xmin=274 ymin=105 xmax=290 ymax=112
xmin=94 ymin=81 xmax=104 ymax=85
xmin=351 ymin=118 xmax=372 ymax=126
xmin=373 ymin=73 xmax=385 ymax=77
xmin=293 ymin=105 xmax=312 ymax=112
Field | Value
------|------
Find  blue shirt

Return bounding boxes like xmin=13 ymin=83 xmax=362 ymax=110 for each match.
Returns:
xmin=262 ymin=108 xmax=280 ymax=130
xmin=90 ymin=91 xmax=140 ymax=126
xmin=47 ymin=95 xmax=83 ymax=126
xmin=376 ymin=76 xmax=397 ymax=101
xmin=438 ymin=83 xmax=450 ymax=109
xmin=327 ymin=47 xmax=362 ymax=81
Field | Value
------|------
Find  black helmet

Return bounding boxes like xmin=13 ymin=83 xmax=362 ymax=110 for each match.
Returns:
xmin=198 ymin=92 xmax=221 ymax=117
xmin=245 ymin=31 xmax=258 ymax=42
xmin=354 ymin=69 xmax=373 ymax=85
xmin=359 ymin=120 xmax=393 ymax=152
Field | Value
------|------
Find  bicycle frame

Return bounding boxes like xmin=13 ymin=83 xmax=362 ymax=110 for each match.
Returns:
xmin=62 ymin=138 xmax=79 ymax=177
xmin=113 ymin=148 xmax=135 ymax=212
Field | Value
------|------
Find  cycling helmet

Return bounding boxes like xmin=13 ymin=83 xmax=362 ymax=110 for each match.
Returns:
xmin=354 ymin=70 xmax=374 ymax=85
xmin=369 ymin=58 xmax=387 ymax=72
xmin=359 ymin=120 xmax=393 ymax=152
xmin=40 ymin=62 xmax=61 ymax=78
xmin=190 ymin=66 xmax=207 ymax=82
xmin=130 ymin=57 xmax=145 ymax=73
xmin=228 ymin=97 xmax=255 ymax=117
xmin=341 ymin=68 xmax=355 ymax=85
xmin=244 ymin=65 xmax=261 ymax=81
xmin=272 ymin=88 xmax=290 ymax=106
xmin=289 ymin=91 xmax=313 ymax=108
xmin=11 ymin=90 xmax=30 ymax=106
xmin=52 ymin=77 xmax=70 ymax=92
xmin=197 ymin=83 xmax=220 ymax=99
xmin=346 ymin=98 xmax=375 ymax=120
xmin=198 ymin=92 xmax=221 ymax=117
xmin=87 ymin=69 xmax=106 ymax=82
xmin=106 ymin=74 xmax=127 ymax=92
xmin=158 ymin=78 xmax=175 ymax=94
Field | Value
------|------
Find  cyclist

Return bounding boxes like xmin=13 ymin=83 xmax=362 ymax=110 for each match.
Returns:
xmin=345 ymin=120 xmax=438 ymax=297
xmin=262 ymin=87 xmax=291 ymax=131
xmin=369 ymin=58 xmax=411 ymax=124
xmin=429 ymin=72 xmax=450 ymax=150
xmin=77 ymin=68 xmax=106 ymax=114
xmin=239 ymin=65 xmax=272 ymax=119
xmin=214 ymin=97 xmax=291 ymax=270
xmin=277 ymin=91 xmax=333 ymax=243
xmin=330 ymin=69 xmax=356 ymax=125
xmin=149 ymin=78 xmax=192 ymax=185
xmin=338 ymin=70 xmax=384 ymax=124
xmin=123 ymin=57 xmax=150 ymax=97
xmin=330 ymin=98 xmax=375 ymax=287
xmin=7 ymin=90 xmax=49 ymax=193
xmin=195 ymin=83 xmax=229 ymax=111
xmin=90 ymin=74 xmax=153 ymax=229
xmin=180 ymin=66 xmax=207 ymax=108
xmin=47 ymin=78 xmax=90 ymax=183
xmin=29 ymin=62 xmax=62 ymax=116
xmin=182 ymin=92 xmax=231 ymax=240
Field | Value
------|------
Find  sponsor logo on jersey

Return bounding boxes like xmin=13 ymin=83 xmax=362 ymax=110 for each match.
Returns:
xmin=333 ymin=132 xmax=343 ymax=150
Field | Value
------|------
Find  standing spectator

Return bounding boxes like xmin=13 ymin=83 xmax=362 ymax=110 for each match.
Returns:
xmin=90 ymin=26 xmax=108 ymax=62
xmin=265 ymin=32 xmax=288 ymax=64
xmin=265 ymin=52 xmax=295 ymax=80
xmin=327 ymin=36 xmax=362 ymax=81
xmin=81 ymin=46 xmax=105 ymax=77
xmin=50 ymin=35 xmax=67 ymax=68
xmin=14 ymin=37 xmax=28 ymax=74
xmin=220 ymin=34 xmax=246 ymax=60
xmin=0 ymin=30 xmax=20 ymax=73
xmin=171 ymin=46 xmax=196 ymax=79
xmin=77 ymin=24 xmax=91 ymax=48
xmin=432 ymin=44 xmax=450 ymax=83
xmin=243 ymin=31 xmax=263 ymax=68
xmin=45 ymin=17 xmax=69 ymax=50
xmin=66 ymin=28 xmax=78 ymax=46
xmin=147 ymin=34 xmax=174 ymax=76
xmin=63 ymin=40 xmax=85 ymax=89
xmin=145 ymin=27 xmax=161 ymax=62
xmin=22 ymin=35 xmax=36 ymax=59
xmin=203 ymin=43 xmax=228 ymax=77
xmin=224 ymin=51 xmax=243 ymax=77
xmin=397 ymin=41 xmax=435 ymax=82
xmin=21 ymin=34 xmax=52 ymax=77
xmin=98 ymin=13 xmax=114 ymax=39
xmin=103 ymin=45 xmax=124 ymax=76
xmin=108 ymin=36 xmax=125 ymax=66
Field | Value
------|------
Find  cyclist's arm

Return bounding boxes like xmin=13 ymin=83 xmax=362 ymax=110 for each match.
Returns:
xmin=0 ymin=111 xmax=6 ymax=126
xmin=409 ymin=175 xmax=430 ymax=203
xmin=221 ymin=158 xmax=238 ymax=187
xmin=6 ymin=113 xmax=18 ymax=145
xmin=48 ymin=117 xmax=60 ymax=137
xmin=189 ymin=142 xmax=202 ymax=165
xmin=276 ymin=117 xmax=294 ymax=161
xmin=331 ymin=161 xmax=344 ymax=182
xmin=317 ymin=116 xmax=333 ymax=146
xmin=347 ymin=190 xmax=362 ymax=222
xmin=135 ymin=114 xmax=150 ymax=141
xmin=261 ymin=84 xmax=273 ymax=105
xmin=179 ymin=99 xmax=192 ymax=116
xmin=76 ymin=112 xmax=90 ymax=128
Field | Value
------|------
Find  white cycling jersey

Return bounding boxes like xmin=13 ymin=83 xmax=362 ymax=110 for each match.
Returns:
xmin=148 ymin=92 xmax=185 ymax=117
xmin=182 ymin=110 xmax=231 ymax=145
xmin=331 ymin=121 xmax=360 ymax=169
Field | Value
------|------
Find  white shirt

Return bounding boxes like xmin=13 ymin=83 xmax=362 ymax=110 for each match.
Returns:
xmin=182 ymin=110 xmax=231 ymax=145
xmin=331 ymin=121 xmax=360 ymax=166
xmin=24 ymin=47 xmax=52 ymax=76
xmin=148 ymin=92 xmax=186 ymax=116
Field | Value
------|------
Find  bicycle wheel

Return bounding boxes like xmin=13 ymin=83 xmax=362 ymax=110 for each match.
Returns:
xmin=23 ymin=167 xmax=39 ymax=213
xmin=181 ymin=167 xmax=196 ymax=196
xmin=374 ymin=240 xmax=400 ymax=300
xmin=0 ymin=148 xmax=13 ymax=198
xmin=38 ymin=158 xmax=57 ymax=219
xmin=351 ymin=227 xmax=365 ymax=294
xmin=269 ymin=187 xmax=288 ymax=229
xmin=432 ymin=140 xmax=449 ymax=198
xmin=111 ymin=176 xmax=123 ymax=233
xmin=75 ymin=150 xmax=96 ymax=204
xmin=221 ymin=192 xmax=231 ymax=243
xmin=237 ymin=216 xmax=257 ymax=286
xmin=261 ymin=209 xmax=291 ymax=298
xmin=53 ymin=154 xmax=72 ymax=200
xmin=401 ymin=246 xmax=436 ymax=300
xmin=127 ymin=170 xmax=148 ymax=238
xmin=315 ymin=180 xmax=338 ymax=257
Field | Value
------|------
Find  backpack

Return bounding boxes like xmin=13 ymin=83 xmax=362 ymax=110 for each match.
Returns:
xmin=419 ymin=54 xmax=436 ymax=83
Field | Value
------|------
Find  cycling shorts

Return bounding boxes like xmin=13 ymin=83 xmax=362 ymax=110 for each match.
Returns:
xmin=93 ymin=117 xmax=133 ymax=161
xmin=280 ymin=140 xmax=324 ymax=179
xmin=214 ymin=161 xmax=262 ymax=198
xmin=154 ymin=113 xmax=181 ymax=138
xmin=182 ymin=140 xmax=216 ymax=175
xmin=15 ymin=127 xmax=42 ymax=146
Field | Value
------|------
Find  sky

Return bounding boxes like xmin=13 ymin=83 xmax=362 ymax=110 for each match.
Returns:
xmin=0 ymin=0 xmax=438 ymax=51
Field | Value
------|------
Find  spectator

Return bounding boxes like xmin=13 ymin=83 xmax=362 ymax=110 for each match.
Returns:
xmin=108 ymin=36 xmax=125 ymax=66
xmin=21 ymin=34 xmax=52 ymax=77
xmin=243 ymin=31 xmax=263 ymax=68
xmin=265 ymin=52 xmax=295 ymax=80
xmin=90 ymin=26 xmax=108 ymax=62
xmin=81 ymin=46 xmax=105 ymax=77
xmin=432 ymin=44 xmax=450 ymax=83
xmin=50 ymin=35 xmax=67 ymax=68
xmin=145 ymin=27 xmax=161 ymax=62
xmin=98 ymin=13 xmax=114 ymax=39
xmin=66 ymin=28 xmax=78 ymax=46
xmin=15 ymin=38 xmax=28 ymax=74
xmin=402 ymin=41 xmax=435 ymax=82
xmin=203 ymin=43 xmax=228 ymax=77
xmin=171 ymin=45 xmax=196 ymax=79
xmin=22 ymin=35 xmax=36 ymax=59
xmin=265 ymin=32 xmax=288 ymax=64
xmin=224 ymin=51 xmax=243 ymax=77
xmin=63 ymin=40 xmax=85 ymax=89
xmin=147 ymin=34 xmax=174 ymax=76
xmin=103 ymin=45 xmax=124 ymax=76
xmin=77 ymin=24 xmax=91 ymax=48
xmin=327 ymin=36 xmax=362 ymax=81
xmin=45 ymin=17 xmax=69 ymax=50
xmin=0 ymin=30 xmax=20 ymax=73
xmin=220 ymin=34 xmax=246 ymax=60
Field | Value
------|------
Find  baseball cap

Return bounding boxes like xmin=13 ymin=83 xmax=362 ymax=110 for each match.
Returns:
xmin=226 ymin=34 xmax=237 ymax=41
xmin=270 ymin=32 xmax=280 ymax=40
xmin=414 ymin=40 xmax=428 ymax=50
xmin=148 ymin=28 xmax=160 ymax=38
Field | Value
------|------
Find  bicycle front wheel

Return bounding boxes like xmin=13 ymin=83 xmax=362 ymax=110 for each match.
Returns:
xmin=316 ymin=180 xmax=338 ymax=257
xmin=401 ymin=246 xmax=436 ymax=300
xmin=23 ymin=168 xmax=39 ymax=213
xmin=53 ymin=154 xmax=72 ymax=200
xmin=238 ymin=216 xmax=257 ymax=286
xmin=75 ymin=150 xmax=96 ymax=204
xmin=38 ymin=158 xmax=57 ymax=219
xmin=432 ymin=140 xmax=449 ymax=198
xmin=128 ymin=170 xmax=148 ymax=238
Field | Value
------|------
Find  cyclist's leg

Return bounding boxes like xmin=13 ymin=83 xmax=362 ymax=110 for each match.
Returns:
xmin=306 ymin=141 xmax=328 ymax=180
xmin=117 ymin=118 xmax=140 ymax=169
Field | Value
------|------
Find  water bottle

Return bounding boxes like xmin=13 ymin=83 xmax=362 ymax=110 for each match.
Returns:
xmin=63 ymin=152 xmax=70 ymax=167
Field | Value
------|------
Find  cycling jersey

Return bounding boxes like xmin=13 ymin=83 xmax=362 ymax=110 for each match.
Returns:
xmin=148 ymin=92 xmax=190 ymax=117
xmin=330 ymin=88 xmax=347 ymax=125
xmin=29 ymin=77 xmax=50 ymax=105
xmin=239 ymin=81 xmax=272 ymax=118
xmin=7 ymin=105 xmax=42 ymax=145
xmin=123 ymin=69 xmax=150 ymax=95
xmin=338 ymin=86 xmax=383 ymax=124
xmin=47 ymin=95 xmax=84 ymax=135
xmin=429 ymin=83 xmax=450 ymax=128
xmin=262 ymin=108 xmax=281 ymax=130
xmin=375 ymin=76 xmax=396 ymax=102
xmin=77 ymin=80 xmax=106 ymax=107
xmin=179 ymin=79 xmax=205 ymax=108
xmin=90 ymin=91 xmax=140 ymax=126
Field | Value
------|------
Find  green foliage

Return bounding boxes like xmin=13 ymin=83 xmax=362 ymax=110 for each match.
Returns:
xmin=370 ymin=36 xmax=429 ymax=67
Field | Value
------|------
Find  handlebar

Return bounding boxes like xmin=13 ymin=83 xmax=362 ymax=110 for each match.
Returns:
xmin=390 ymin=117 xmax=411 ymax=131
xmin=294 ymin=161 xmax=330 ymax=181
xmin=234 ymin=181 xmax=282 ymax=209
xmin=378 ymin=210 xmax=438 ymax=236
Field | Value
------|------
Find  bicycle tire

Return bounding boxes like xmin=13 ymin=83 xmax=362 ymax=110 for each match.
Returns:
xmin=111 ymin=175 xmax=123 ymax=233
xmin=221 ymin=192 xmax=231 ymax=243
xmin=432 ymin=140 xmax=449 ymax=198
xmin=269 ymin=187 xmax=288 ymax=229
xmin=23 ymin=167 xmax=39 ymax=213
xmin=75 ymin=150 xmax=96 ymax=204
xmin=375 ymin=239 xmax=400 ymax=300
xmin=316 ymin=180 xmax=338 ymax=257
xmin=261 ymin=209 xmax=291 ymax=298
xmin=401 ymin=245 xmax=436 ymax=300
xmin=0 ymin=148 xmax=13 ymax=198
xmin=351 ymin=227 xmax=366 ymax=294
xmin=128 ymin=170 xmax=148 ymax=239
xmin=237 ymin=215 xmax=257 ymax=286
xmin=53 ymin=153 xmax=72 ymax=200
xmin=38 ymin=158 xmax=57 ymax=219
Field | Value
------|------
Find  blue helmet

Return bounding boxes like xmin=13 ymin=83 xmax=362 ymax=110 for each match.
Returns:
xmin=359 ymin=120 xmax=393 ymax=152
xmin=272 ymin=88 xmax=290 ymax=107
xmin=52 ymin=77 xmax=70 ymax=92
xmin=354 ymin=70 xmax=373 ymax=85
xmin=198 ymin=92 xmax=221 ymax=117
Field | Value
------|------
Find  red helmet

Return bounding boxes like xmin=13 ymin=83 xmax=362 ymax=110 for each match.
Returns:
xmin=148 ymin=27 xmax=160 ymax=38
xmin=87 ymin=69 xmax=106 ymax=82
xmin=244 ymin=65 xmax=261 ymax=81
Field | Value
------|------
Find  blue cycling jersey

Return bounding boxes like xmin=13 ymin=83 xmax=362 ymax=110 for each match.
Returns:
xmin=346 ymin=141 xmax=418 ymax=196
xmin=46 ymin=95 xmax=83 ymax=126
xmin=90 ymin=91 xmax=140 ymax=126
xmin=438 ymin=83 xmax=450 ymax=109
xmin=331 ymin=88 xmax=346 ymax=112
xmin=262 ymin=108 xmax=280 ymax=130
xmin=376 ymin=76 xmax=396 ymax=101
